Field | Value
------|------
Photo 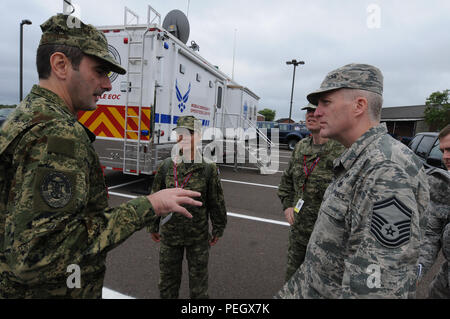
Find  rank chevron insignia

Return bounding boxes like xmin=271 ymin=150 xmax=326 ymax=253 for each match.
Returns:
xmin=370 ymin=197 xmax=412 ymax=249
xmin=175 ymin=80 xmax=191 ymax=113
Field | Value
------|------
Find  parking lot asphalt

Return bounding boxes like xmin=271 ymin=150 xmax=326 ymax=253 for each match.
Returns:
xmin=102 ymin=147 xmax=443 ymax=299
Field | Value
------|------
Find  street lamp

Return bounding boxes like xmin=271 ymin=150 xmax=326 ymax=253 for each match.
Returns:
xmin=286 ymin=59 xmax=305 ymax=123
xmin=20 ymin=19 xmax=32 ymax=102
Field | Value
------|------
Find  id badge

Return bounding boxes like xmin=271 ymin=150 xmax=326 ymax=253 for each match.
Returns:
xmin=294 ymin=199 xmax=305 ymax=213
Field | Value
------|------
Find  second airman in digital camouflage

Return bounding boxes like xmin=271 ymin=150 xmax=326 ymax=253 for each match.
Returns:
xmin=278 ymin=103 xmax=344 ymax=282
xmin=276 ymin=63 xmax=430 ymax=299
xmin=0 ymin=14 xmax=202 ymax=299
xmin=417 ymin=125 xmax=450 ymax=299
xmin=147 ymin=115 xmax=227 ymax=299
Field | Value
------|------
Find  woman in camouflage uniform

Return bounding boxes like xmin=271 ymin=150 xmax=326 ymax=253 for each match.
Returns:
xmin=148 ymin=116 xmax=227 ymax=299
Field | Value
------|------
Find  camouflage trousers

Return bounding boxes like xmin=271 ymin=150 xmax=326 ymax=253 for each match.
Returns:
xmin=285 ymin=226 xmax=309 ymax=283
xmin=159 ymin=240 xmax=210 ymax=299
xmin=427 ymin=261 xmax=450 ymax=299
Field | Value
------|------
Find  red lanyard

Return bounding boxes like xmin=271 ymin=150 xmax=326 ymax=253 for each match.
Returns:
xmin=302 ymin=155 xmax=320 ymax=191
xmin=173 ymin=164 xmax=193 ymax=189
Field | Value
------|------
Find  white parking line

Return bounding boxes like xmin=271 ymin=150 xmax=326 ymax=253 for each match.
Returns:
xmin=103 ymin=190 xmax=289 ymax=299
xmin=228 ymin=212 xmax=289 ymax=227
xmin=220 ymin=179 xmax=278 ymax=189
xmin=107 ymin=192 xmax=288 ymax=226
xmin=219 ymin=164 xmax=284 ymax=174
xmin=108 ymin=179 xmax=146 ymax=190
xmin=108 ymin=191 xmax=140 ymax=199
xmin=102 ymin=287 xmax=135 ymax=299
xmin=109 ymin=178 xmax=279 ymax=196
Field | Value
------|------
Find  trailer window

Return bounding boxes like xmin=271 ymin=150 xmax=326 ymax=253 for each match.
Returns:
xmin=217 ymin=87 xmax=222 ymax=109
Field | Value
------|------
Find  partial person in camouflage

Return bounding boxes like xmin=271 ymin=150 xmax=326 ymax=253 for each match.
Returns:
xmin=148 ymin=116 xmax=227 ymax=299
xmin=276 ymin=63 xmax=430 ymax=298
xmin=417 ymin=125 xmax=450 ymax=299
xmin=0 ymin=14 xmax=202 ymax=299
xmin=278 ymin=103 xmax=344 ymax=282
xmin=439 ymin=124 xmax=450 ymax=171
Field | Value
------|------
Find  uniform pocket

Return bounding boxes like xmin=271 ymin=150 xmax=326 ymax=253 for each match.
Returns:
xmin=320 ymin=187 xmax=348 ymax=223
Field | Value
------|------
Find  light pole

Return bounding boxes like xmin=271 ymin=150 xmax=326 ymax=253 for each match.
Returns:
xmin=286 ymin=59 xmax=305 ymax=122
xmin=20 ymin=19 xmax=32 ymax=102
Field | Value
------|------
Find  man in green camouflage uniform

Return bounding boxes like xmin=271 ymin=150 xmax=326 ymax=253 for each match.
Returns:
xmin=148 ymin=116 xmax=227 ymax=299
xmin=276 ymin=63 xmax=430 ymax=298
xmin=278 ymin=103 xmax=344 ymax=282
xmin=0 ymin=14 xmax=201 ymax=299
xmin=417 ymin=126 xmax=450 ymax=299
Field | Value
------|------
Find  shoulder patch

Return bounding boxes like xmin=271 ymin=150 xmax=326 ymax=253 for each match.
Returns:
xmin=370 ymin=197 xmax=412 ymax=249
xmin=34 ymin=168 xmax=76 ymax=211
xmin=40 ymin=171 xmax=73 ymax=208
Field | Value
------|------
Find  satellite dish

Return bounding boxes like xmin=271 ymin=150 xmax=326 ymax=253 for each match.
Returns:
xmin=163 ymin=9 xmax=190 ymax=44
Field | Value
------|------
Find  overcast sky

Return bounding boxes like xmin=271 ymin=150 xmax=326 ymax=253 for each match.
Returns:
xmin=1 ymin=0 xmax=449 ymax=121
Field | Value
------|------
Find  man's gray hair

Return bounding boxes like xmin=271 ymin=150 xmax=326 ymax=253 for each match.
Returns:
xmin=345 ymin=89 xmax=383 ymax=121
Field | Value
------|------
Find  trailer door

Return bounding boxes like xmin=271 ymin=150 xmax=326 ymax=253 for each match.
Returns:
xmin=213 ymin=82 xmax=225 ymax=131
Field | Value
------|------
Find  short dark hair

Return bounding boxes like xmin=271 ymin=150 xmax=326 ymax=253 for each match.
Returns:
xmin=36 ymin=44 xmax=84 ymax=79
xmin=439 ymin=124 xmax=450 ymax=140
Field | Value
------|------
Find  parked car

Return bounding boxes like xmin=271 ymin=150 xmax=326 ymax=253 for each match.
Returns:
xmin=408 ymin=132 xmax=445 ymax=169
xmin=399 ymin=136 xmax=413 ymax=146
xmin=388 ymin=133 xmax=414 ymax=146
xmin=256 ymin=121 xmax=310 ymax=150
xmin=0 ymin=108 xmax=14 ymax=128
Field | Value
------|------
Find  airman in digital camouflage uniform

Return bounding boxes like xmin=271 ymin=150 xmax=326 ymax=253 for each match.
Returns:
xmin=278 ymin=103 xmax=344 ymax=282
xmin=276 ymin=63 xmax=430 ymax=298
xmin=0 ymin=14 xmax=201 ymax=299
xmin=148 ymin=116 xmax=227 ymax=299
xmin=417 ymin=125 xmax=450 ymax=299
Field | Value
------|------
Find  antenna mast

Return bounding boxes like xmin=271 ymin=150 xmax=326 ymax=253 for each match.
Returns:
xmin=187 ymin=0 xmax=191 ymax=18
xmin=232 ymin=29 xmax=237 ymax=81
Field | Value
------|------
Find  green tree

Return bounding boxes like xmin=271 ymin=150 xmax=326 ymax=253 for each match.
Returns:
xmin=258 ymin=108 xmax=276 ymax=121
xmin=424 ymin=90 xmax=450 ymax=131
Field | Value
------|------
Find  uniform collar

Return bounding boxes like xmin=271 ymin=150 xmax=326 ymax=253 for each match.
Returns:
xmin=31 ymin=85 xmax=96 ymax=142
xmin=334 ymin=123 xmax=388 ymax=171
xmin=30 ymin=85 xmax=75 ymax=119
xmin=174 ymin=150 xmax=206 ymax=173
xmin=304 ymin=136 xmax=336 ymax=157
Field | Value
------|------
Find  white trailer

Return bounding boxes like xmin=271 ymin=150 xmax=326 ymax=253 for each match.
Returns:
xmin=77 ymin=5 xmax=266 ymax=176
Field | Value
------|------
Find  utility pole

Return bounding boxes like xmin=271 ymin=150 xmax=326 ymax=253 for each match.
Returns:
xmin=20 ymin=19 xmax=32 ymax=102
xmin=286 ymin=59 xmax=305 ymax=122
